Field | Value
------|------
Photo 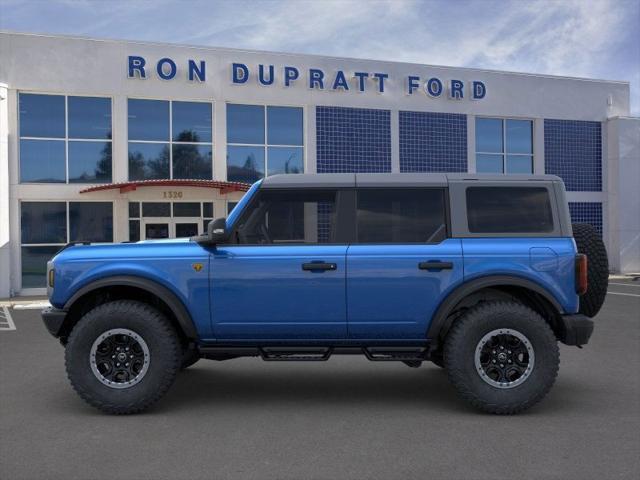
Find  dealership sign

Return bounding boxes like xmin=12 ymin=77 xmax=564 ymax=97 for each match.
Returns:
xmin=127 ymin=56 xmax=486 ymax=100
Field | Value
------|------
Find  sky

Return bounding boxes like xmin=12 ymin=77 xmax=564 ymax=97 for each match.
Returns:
xmin=1 ymin=0 xmax=639 ymax=114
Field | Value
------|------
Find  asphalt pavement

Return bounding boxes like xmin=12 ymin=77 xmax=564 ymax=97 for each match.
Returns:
xmin=1 ymin=280 xmax=639 ymax=480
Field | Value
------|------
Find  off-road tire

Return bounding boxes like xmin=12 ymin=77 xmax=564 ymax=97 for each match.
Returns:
xmin=65 ymin=300 xmax=181 ymax=414
xmin=444 ymin=301 xmax=559 ymax=414
xmin=572 ymin=222 xmax=608 ymax=318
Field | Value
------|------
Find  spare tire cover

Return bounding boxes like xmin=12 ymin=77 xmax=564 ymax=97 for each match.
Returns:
xmin=572 ymin=223 xmax=609 ymax=317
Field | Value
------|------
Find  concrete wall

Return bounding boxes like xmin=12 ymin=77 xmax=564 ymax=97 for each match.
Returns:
xmin=0 ymin=83 xmax=10 ymax=298
xmin=607 ymin=117 xmax=640 ymax=273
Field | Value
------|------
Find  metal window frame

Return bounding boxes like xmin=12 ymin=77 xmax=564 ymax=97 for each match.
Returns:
xmin=17 ymin=91 xmax=114 ymax=185
xmin=226 ymin=102 xmax=306 ymax=179
xmin=475 ymin=116 xmax=534 ymax=174
xmin=126 ymin=98 xmax=215 ymax=180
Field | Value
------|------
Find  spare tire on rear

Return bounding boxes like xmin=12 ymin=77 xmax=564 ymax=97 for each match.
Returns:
xmin=572 ymin=223 xmax=608 ymax=317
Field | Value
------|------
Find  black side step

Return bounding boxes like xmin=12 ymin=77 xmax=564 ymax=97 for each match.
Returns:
xmin=260 ymin=347 xmax=333 ymax=361
xmin=363 ymin=347 xmax=427 ymax=362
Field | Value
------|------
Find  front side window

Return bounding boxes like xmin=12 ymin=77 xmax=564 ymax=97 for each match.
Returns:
xmin=227 ymin=104 xmax=304 ymax=183
xmin=20 ymin=201 xmax=113 ymax=288
xmin=128 ymin=99 xmax=213 ymax=180
xmin=19 ymin=93 xmax=112 ymax=183
xmin=234 ymin=190 xmax=336 ymax=244
xmin=356 ymin=189 xmax=447 ymax=243
xmin=466 ymin=187 xmax=553 ymax=233
xmin=476 ymin=118 xmax=533 ymax=174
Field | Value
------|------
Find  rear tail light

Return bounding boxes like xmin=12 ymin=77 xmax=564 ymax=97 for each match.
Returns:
xmin=575 ymin=254 xmax=588 ymax=295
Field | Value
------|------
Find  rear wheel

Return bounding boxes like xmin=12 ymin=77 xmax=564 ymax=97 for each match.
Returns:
xmin=572 ymin=222 xmax=608 ymax=318
xmin=444 ymin=301 xmax=559 ymax=414
xmin=65 ymin=300 xmax=181 ymax=414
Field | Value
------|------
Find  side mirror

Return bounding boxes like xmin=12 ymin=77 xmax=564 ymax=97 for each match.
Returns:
xmin=207 ymin=217 xmax=229 ymax=244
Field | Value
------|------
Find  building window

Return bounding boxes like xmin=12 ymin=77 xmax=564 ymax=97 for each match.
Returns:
xmin=19 ymin=93 xmax=112 ymax=183
xmin=20 ymin=202 xmax=113 ymax=288
xmin=128 ymin=201 xmax=214 ymax=241
xmin=226 ymin=104 xmax=304 ymax=184
xmin=476 ymin=118 xmax=533 ymax=174
xmin=128 ymin=99 xmax=213 ymax=181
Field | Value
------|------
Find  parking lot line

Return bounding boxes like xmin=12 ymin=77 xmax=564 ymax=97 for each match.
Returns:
xmin=609 ymin=282 xmax=640 ymax=288
xmin=607 ymin=292 xmax=640 ymax=298
xmin=0 ymin=306 xmax=16 ymax=331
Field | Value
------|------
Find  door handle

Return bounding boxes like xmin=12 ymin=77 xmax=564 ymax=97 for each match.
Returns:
xmin=418 ymin=261 xmax=453 ymax=271
xmin=302 ymin=262 xmax=337 ymax=272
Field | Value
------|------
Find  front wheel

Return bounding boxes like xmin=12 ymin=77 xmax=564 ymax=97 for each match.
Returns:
xmin=444 ymin=301 xmax=559 ymax=414
xmin=65 ymin=300 xmax=182 ymax=414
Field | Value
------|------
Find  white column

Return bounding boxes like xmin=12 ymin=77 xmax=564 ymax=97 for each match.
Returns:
xmin=467 ymin=115 xmax=475 ymax=172
xmin=606 ymin=117 xmax=640 ymax=273
xmin=533 ymin=118 xmax=545 ymax=174
xmin=391 ymin=109 xmax=400 ymax=173
xmin=0 ymin=83 xmax=10 ymax=297
xmin=112 ymin=95 xmax=128 ymax=183
xmin=214 ymin=101 xmax=227 ymax=180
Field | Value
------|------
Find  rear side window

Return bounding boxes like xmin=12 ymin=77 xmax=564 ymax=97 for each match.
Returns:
xmin=356 ymin=188 xmax=447 ymax=243
xmin=466 ymin=187 xmax=554 ymax=233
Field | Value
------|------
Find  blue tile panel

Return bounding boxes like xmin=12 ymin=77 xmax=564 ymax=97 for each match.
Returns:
xmin=569 ymin=202 xmax=603 ymax=237
xmin=544 ymin=119 xmax=602 ymax=192
xmin=399 ymin=111 xmax=467 ymax=172
xmin=316 ymin=106 xmax=391 ymax=173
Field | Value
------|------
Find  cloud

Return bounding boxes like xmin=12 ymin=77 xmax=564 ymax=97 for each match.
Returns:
xmin=1 ymin=0 xmax=638 ymax=113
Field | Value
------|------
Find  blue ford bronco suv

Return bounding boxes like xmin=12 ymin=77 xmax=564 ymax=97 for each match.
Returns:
xmin=42 ymin=173 xmax=608 ymax=414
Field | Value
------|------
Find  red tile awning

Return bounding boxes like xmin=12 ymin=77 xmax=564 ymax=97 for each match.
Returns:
xmin=79 ymin=179 xmax=251 ymax=194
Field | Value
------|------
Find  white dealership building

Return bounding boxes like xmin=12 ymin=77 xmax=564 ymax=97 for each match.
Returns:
xmin=0 ymin=31 xmax=638 ymax=297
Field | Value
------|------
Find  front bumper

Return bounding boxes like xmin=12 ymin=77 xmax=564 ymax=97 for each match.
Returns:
xmin=42 ymin=306 xmax=68 ymax=338
xmin=559 ymin=313 xmax=594 ymax=346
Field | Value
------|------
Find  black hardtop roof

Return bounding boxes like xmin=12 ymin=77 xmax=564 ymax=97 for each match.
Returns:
xmin=261 ymin=173 xmax=563 ymax=189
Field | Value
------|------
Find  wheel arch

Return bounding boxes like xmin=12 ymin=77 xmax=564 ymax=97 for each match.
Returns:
xmin=59 ymin=275 xmax=198 ymax=344
xmin=427 ymin=275 xmax=564 ymax=347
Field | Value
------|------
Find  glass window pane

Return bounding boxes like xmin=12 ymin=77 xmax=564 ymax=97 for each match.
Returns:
xmin=506 ymin=120 xmax=532 ymax=154
xmin=227 ymin=145 xmax=265 ymax=183
xmin=227 ymin=104 xmax=264 ymax=144
xmin=68 ymin=141 xmax=112 ymax=183
xmin=176 ymin=223 xmax=199 ymax=237
xmin=22 ymin=246 xmax=61 ymax=288
xmin=466 ymin=187 xmax=554 ymax=233
xmin=20 ymin=139 xmax=66 ymax=183
xmin=128 ymin=142 xmax=170 ymax=180
xmin=128 ymin=99 xmax=169 ymax=141
xmin=129 ymin=202 xmax=140 ymax=218
xmin=506 ymin=155 xmax=533 ymax=174
xmin=68 ymin=96 xmax=112 ymax=139
xmin=475 ymin=118 xmax=503 ymax=153
xmin=476 ymin=154 xmax=504 ymax=173
xmin=142 ymin=202 xmax=171 ymax=217
xmin=129 ymin=220 xmax=140 ymax=242
xmin=172 ymin=102 xmax=212 ymax=143
xmin=145 ymin=223 xmax=169 ymax=239
xmin=69 ymin=202 xmax=113 ymax=242
xmin=172 ymin=144 xmax=212 ymax=180
xmin=19 ymin=93 xmax=65 ymax=138
xmin=203 ymin=202 xmax=213 ymax=218
xmin=227 ymin=202 xmax=238 ymax=215
xmin=173 ymin=203 xmax=201 ymax=217
xmin=267 ymin=106 xmax=303 ymax=145
xmin=236 ymin=190 xmax=337 ymax=244
xmin=267 ymin=147 xmax=304 ymax=175
xmin=357 ymin=189 xmax=447 ymax=243
xmin=203 ymin=220 xmax=210 ymax=233
xmin=21 ymin=202 xmax=67 ymax=244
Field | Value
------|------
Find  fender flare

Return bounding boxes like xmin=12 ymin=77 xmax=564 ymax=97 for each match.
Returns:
xmin=426 ymin=275 xmax=564 ymax=343
xmin=64 ymin=275 xmax=198 ymax=339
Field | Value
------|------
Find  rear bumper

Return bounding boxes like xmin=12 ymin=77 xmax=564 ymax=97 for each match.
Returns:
xmin=41 ymin=306 xmax=67 ymax=338
xmin=559 ymin=313 xmax=594 ymax=346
